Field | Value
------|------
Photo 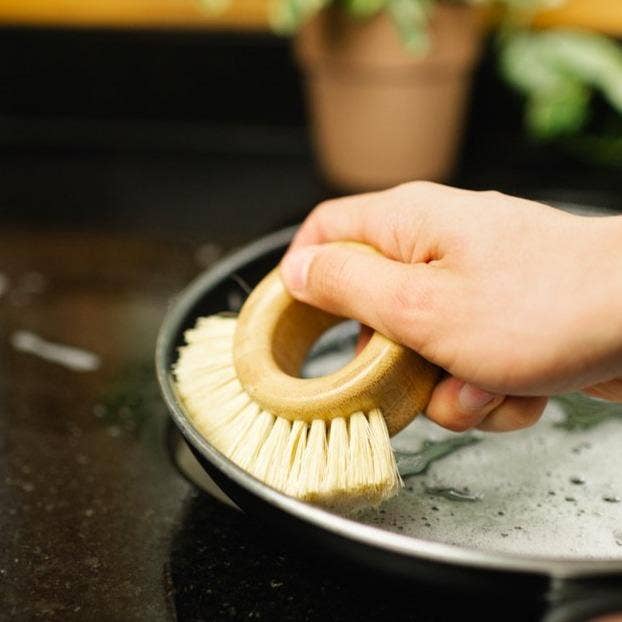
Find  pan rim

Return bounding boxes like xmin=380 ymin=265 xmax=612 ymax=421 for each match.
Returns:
xmin=156 ymin=225 xmax=622 ymax=580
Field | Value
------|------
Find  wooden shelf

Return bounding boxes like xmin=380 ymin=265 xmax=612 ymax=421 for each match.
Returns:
xmin=0 ymin=0 xmax=619 ymax=35
xmin=533 ymin=0 xmax=622 ymax=35
xmin=0 ymin=0 xmax=271 ymax=30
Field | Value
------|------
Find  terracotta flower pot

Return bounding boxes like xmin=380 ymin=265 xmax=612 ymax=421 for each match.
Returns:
xmin=295 ymin=4 xmax=483 ymax=191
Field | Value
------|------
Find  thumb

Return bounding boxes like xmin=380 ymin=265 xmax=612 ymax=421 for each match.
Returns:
xmin=280 ymin=243 xmax=437 ymax=348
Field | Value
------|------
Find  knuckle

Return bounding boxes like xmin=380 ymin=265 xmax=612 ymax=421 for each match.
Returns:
xmin=308 ymin=199 xmax=337 ymax=231
xmin=478 ymin=189 xmax=505 ymax=202
xmin=300 ymin=198 xmax=345 ymax=245
xmin=391 ymin=271 xmax=435 ymax=320
xmin=313 ymin=198 xmax=338 ymax=215
xmin=392 ymin=180 xmax=439 ymax=197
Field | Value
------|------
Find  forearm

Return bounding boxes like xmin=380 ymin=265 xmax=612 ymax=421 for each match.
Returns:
xmin=579 ymin=214 xmax=622 ymax=388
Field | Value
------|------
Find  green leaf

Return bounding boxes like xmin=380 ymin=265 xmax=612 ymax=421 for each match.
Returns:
xmin=343 ymin=0 xmax=388 ymax=18
xmin=526 ymin=80 xmax=590 ymax=139
xmin=499 ymin=29 xmax=622 ymax=139
xmin=271 ymin=0 xmax=330 ymax=33
xmin=388 ymin=0 xmax=432 ymax=53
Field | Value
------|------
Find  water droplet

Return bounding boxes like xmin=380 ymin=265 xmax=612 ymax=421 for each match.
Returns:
xmin=565 ymin=496 xmax=576 ymax=503
xmin=570 ymin=476 xmax=585 ymax=485
xmin=93 ymin=404 xmax=106 ymax=418
xmin=425 ymin=486 xmax=481 ymax=502
xmin=603 ymin=495 xmax=620 ymax=503
xmin=497 ymin=511 xmax=505 ymax=516
xmin=614 ymin=530 xmax=622 ymax=546
xmin=571 ymin=442 xmax=591 ymax=454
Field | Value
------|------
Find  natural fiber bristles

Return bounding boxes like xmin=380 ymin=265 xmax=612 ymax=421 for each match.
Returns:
xmin=174 ymin=315 xmax=403 ymax=512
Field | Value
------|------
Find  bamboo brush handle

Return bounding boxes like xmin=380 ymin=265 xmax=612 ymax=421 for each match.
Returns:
xmin=233 ymin=251 xmax=439 ymax=436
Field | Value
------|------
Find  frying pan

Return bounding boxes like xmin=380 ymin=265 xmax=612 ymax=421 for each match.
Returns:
xmin=156 ymin=225 xmax=622 ymax=621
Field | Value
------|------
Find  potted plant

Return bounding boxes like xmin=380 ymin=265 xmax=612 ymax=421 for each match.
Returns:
xmin=200 ymin=0 xmax=622 ymax=186
xmin=277 ymin=1 xmax=484 ymax=190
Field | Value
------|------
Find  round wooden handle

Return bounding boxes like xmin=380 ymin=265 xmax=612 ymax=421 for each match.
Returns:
xmin=233 ymin=259 xmax=439 ymax=436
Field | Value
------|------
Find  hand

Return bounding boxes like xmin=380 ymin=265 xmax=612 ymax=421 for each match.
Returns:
xmin=280 ymin=182 xmax=622 ymax=432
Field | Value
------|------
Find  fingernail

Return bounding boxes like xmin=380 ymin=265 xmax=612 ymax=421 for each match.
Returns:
xmin=458 ymin=383 xmax=496 ymax=413
xmin=280 ymin=246 xmax=318 ymax=293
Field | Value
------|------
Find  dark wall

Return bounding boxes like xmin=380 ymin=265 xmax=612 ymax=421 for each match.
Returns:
xmin=0 ymin=27 xmax=305 ymax=124
xmin=1 ymin=25 xmax=620 ymax=235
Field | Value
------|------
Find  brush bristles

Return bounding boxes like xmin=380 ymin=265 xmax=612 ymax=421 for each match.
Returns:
xmin=174 ymin=315 xmax=402 ymax=512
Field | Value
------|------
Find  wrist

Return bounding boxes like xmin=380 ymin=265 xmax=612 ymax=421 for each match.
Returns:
xmin=585 ymin=215 xmax=622 ymax=382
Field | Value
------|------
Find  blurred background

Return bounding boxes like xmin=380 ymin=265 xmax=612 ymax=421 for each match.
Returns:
xmin=2 ymin=1 xmax=622 ymax=620
xmin=1 ymin=0 xmax=622 ymax=241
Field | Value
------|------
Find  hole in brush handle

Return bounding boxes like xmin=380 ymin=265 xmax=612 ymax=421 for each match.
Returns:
xmin=233 ymin=266 xmax=439 ymax=435
xmin=301 ymin=320 xmax=359 ymax=379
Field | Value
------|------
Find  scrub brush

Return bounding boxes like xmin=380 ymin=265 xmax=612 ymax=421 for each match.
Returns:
xmin=174 ymin=257 xmax=438 ymax=511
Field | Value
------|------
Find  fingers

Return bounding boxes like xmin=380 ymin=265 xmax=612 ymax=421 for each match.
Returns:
xmin=280 ymin=242 xmax=440 ymax=350
xmin=290 ymin=181 xmax=465 ymax=262
xmin=476 ymin=396 xmax=548 ymax=432
xmin=583 ymin=378 xmax=622 ymax=402
xmin=425 ymin=376 xmax=547 ymax=433
xmin=426 ymin=377 xmax=505 ymax=432
xmin=355 ymin=324 xmax=372 ymax=355
xmin=290 ymin=191 xmax=382 ymax=250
